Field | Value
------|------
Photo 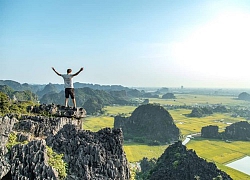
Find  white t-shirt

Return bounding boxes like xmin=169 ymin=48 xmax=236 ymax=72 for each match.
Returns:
xmin=62 ymin=74 xmax=74 ymax=88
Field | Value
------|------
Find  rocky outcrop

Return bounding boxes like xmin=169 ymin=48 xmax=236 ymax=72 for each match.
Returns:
xmin=223 ymin=121 xmax=250 ymax=140
xmin=46 ymin=124 xmax=130 ymax=180
xmin=28 ymin=104 xmax=86 ymax=119
xmin=114 ymin=104 xmax=180 ymax=143
xmin=14 ymin=115 xmax=79 ymax=137
xmin=0 ymin=102 xmax=130 ymax=180
xmin=201 ymin=125 xmax=219 ymax=138
xmin=0 ymin=114 xmax=130 ymax=179
xmin=9 ymin=140 xmax=57 ymax=180
xmin=0 ymin=115 xmax=16 ymax=179
xmin=144 ymin=141 xmax=232 ymax=180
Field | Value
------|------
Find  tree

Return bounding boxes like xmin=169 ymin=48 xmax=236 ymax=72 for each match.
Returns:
xmin=0 ymin=85 xmax=14 ymax=96
xmin=0 ymin=92 xmax=10 ymax=115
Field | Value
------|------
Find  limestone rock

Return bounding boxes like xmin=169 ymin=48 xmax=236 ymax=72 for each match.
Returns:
xmin=28 ymin=104 xmax=86 ymax=119
xmin=46 ymin=124 xmax=130 ymax=180
xmin=223 ymin=121 xmax=250 ymax=140
xmin=0 ymin=115 xmax=16 ymax=179
xmin=114 ymin=104 xmax=180 ymax=143
xmin=146 ymin=141 xmax=232 ymax=180
xmin=201 ymin=125 xmax=219 ymax=138
xmin=10 ymin=140 xmax=57 ymax=180
xmin=14 ymin=115 xmax=79 ymax=137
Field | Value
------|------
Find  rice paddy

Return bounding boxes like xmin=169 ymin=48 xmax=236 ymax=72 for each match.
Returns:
xmin=82 ymin=94 xmax=250 ymax=179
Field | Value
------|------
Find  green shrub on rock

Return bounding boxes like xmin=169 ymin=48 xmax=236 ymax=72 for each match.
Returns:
xmin=47 ymin=146 xmax=67 ymax=179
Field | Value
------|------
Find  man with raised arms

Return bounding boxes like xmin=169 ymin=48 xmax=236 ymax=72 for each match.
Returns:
xmin=52 ymin=67 xmax=83 ymax=108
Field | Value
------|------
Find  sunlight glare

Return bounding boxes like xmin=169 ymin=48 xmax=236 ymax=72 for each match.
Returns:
xmin=172 ymin=10 xmax=250 ymax=78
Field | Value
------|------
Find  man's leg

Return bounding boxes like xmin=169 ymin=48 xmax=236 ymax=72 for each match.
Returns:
xmin=65 ymin=88 xmax=70 ymax=107
xmin=70 ymin=88 xmax=76 ymax=108
xmin=65 ymin=98 xmax=69 ymax=107
xmin=72 ymin=98 xmax=76 ymax=108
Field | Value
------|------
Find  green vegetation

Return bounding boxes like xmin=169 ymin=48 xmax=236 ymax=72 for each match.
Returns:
xmin=123 ymin=143 xmax=168 ymax=162
xmin=0 ymin=91 xmax=38 ymax=116
xmin=0 ymin=91 xmax=10 ymax=115
xmin=47 ymin=146 xmax=67 ymax=179
xmin=187 ymin=139 xmax=250 ymax=180
xmin=6 ymin=132 xmax=28 ymax=150
xmin=13 ymin=90 xmax=38 ymax=102
xmin=6 ymin=132 xmax=20 ymax=150
xmin=171 ymin=110 xmax=245 ymax=136
xmin=83 ymin=105 xmax=137 ymax=131
xmin=83 ymin=116 xmax=114 ymax=132
xmin=103 ymin=105 xmax=136 ymax=116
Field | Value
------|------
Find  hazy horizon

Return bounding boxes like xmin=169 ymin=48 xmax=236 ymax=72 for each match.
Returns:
xmin=3 ymin=78 xmax=250 ymax=92
xmin=1 ymin=0 xmax=250 ymax=88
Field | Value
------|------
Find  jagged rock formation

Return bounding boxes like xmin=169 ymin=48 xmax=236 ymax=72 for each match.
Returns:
xmin=0 ymin=114 xmax=130 ymax=180
xmin=0 ymin=115 xmax=16 ymax=179
xmin=201 ymin=125 xmax=219 ymax=138
xmin=223 ymin=121 xmax=250 ymax=140
xmin=46 ymin=124 xmax=130 ymax=180
xmin=14 ymin=115 xmax=79 ymax=137
xmin=9 ymin=140 xmax=57 ymax=180
xmin=28 ymin=103 xmax=86 ymax=119
xmin=114 ymin=104 xmax=180 ymax=143
xmin=144 ymin=141 xmax=232 ymax=180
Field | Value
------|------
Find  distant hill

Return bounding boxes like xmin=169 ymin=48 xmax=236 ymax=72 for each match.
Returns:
xmin=36 ymin=83 xmax=59 ymax=98
xmin=0 ymin=80 xmax=131 ymax=93
xmin=40 ymin=87 xmax=132 ymax=114
xmin=0 ymin=80 xmax=44 ymax=93
xmin=162 ymin=92 xmax=176 ymax=99
xmin=0 ymin=85 xmax=38 ymax=102
xmin=0 ymin=80 xmax=166 ymax=114
xmin=114 ymin=104 xmax=180 ymax=144
xmin=238 ymin=92 xmax=250 ymax=101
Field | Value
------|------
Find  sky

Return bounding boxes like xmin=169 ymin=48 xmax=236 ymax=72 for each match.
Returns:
xmin=1 ymin=0 xmax=250 ymax=88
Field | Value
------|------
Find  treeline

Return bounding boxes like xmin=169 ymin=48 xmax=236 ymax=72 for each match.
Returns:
xmin=2 ymin=80 xmax=250 ymax=116
xmin=0 ymin=91 xmax=36 ymax=116
xmin=0 ymin=80 xmax=163 ymax=115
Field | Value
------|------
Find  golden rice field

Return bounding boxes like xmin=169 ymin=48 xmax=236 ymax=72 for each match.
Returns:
xmin=82 ymin=95 xmax=250 ymax=179
xmin=187 ymin=139 xmax=250 ymax=180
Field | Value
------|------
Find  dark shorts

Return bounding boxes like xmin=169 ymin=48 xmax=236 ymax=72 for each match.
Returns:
xmin=65 ymin=88 xmax=75 ymax=99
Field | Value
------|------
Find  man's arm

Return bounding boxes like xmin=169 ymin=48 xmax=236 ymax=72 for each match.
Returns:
xmin=52 ymin=67 xmax=62 ymax=76
xmin=72 ymin=67 xmax=84 ymax=76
